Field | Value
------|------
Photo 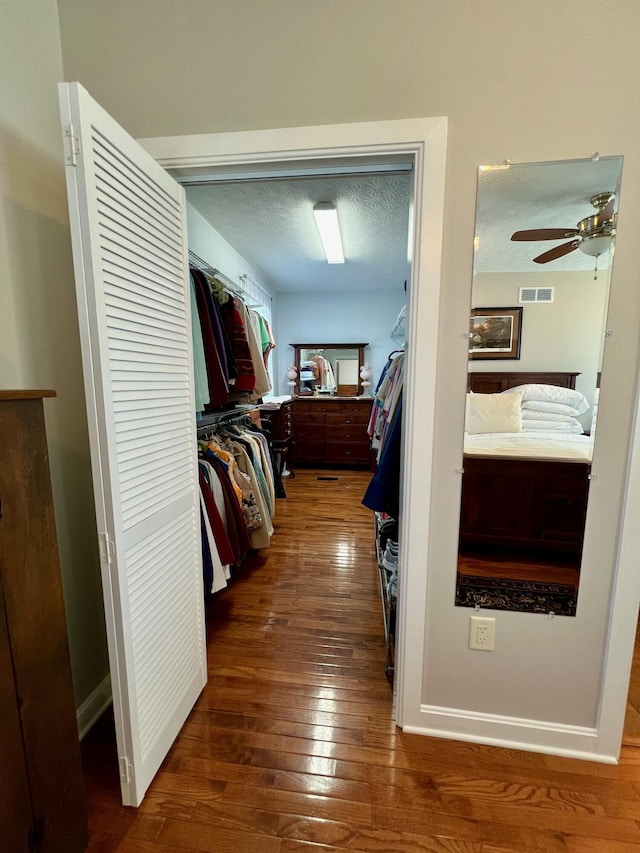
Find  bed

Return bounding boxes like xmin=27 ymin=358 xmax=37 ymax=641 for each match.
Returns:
xmin=459 ymin=371 xmax=593 ymax=558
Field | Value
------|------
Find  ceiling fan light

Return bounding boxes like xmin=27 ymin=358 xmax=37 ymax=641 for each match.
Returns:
xmin=578 ymin=234 xmax=612 ymax=258
xmin=313 ymin=202 xmax=345 ymax=264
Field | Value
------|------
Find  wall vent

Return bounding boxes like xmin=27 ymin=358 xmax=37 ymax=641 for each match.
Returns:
xmin=519 ymin=286 xmax=554 ymax=304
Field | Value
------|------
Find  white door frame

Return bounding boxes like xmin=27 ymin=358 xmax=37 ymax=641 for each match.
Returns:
xmin=140 ymin=117 xmax=448 ymax=728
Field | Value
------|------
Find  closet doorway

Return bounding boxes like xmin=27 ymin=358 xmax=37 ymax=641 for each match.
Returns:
xmin=180 ymin=160 xmax=412 ymax=684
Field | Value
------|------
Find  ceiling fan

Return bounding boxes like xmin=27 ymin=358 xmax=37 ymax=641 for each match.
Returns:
xmin=511 ymin=192 xmax=617 ymax=266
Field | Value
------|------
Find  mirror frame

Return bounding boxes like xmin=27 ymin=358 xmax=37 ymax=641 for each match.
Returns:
xmin=290 ymin=343 xmax=368 ymax=397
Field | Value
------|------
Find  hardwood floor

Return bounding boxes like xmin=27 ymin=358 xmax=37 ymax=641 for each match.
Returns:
xmin=81 ymin=469 xmax=640 ymax=852
xmin=458 ymin=548 xmax=580 ymax=587
xmin=624 ymin=616 xmax=640 ymax=743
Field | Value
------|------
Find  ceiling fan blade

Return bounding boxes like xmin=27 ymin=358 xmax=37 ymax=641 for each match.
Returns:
xmin=511 ymin=228 xmax=579 ymax=242
xmin=533 ymin=240 xmax=581 ymax=264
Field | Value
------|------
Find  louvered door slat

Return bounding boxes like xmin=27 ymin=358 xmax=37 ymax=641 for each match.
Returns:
xmin=59 ymin=82 xmax=206 ymax=807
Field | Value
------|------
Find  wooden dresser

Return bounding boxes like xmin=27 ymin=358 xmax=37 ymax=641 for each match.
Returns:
xmin=292 ymin=397 xmax=372 ymax=468
xmin=258 ymin=399 xmax=295 ymax=476
xmin=0 ymin=391 xmax=87 ymax=852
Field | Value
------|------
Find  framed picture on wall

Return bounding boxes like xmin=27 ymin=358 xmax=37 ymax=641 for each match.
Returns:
xmin=469 ymin=307 xmax=522 ymax=360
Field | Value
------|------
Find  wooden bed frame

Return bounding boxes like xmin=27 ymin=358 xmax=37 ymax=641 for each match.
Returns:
xmin=460 ymin=371 xmax=590 ymax=558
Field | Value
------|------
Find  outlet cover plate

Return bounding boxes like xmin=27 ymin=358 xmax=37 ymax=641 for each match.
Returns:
xmin=469 ymin=615 xmax=495 ymax=650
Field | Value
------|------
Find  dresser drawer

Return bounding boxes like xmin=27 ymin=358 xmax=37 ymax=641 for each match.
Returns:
xmin=296 ymin=439 xmax=325 ymax=463
xmin=325 ymin=412 xmax=369 ymax=426
xmin=335 ymin=401 xmax=372 ymax=416
xmin=303 ymin=402 xmax=336 ymax=414
xmin=295 ymin=424 xmax=324 ymax=441
xmin=326 ymin=423 xmax=368 ymax=442
xmin=325 ymin=441 xmax=371 ymax=464
xmin=293 ymin=411 xmax=325 ymax=426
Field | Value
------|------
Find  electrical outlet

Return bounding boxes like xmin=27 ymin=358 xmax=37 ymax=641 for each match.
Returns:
xmin=469 ymin=615 xmax=495 ymax=650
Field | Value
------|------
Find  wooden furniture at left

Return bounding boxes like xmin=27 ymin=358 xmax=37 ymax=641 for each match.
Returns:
xmin=0 ymin=391 xmax=87 ymax=853
xmin=258 ymin=399 xmax=295 ymax=477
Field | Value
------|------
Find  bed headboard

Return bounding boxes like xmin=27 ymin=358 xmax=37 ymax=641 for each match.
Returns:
xmin=467 ymin=371 xmax=579 ymax=394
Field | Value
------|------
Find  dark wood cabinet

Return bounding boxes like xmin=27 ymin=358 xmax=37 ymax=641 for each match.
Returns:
xmin=292 ymin=397 xmax=372 ymax=467
xmin=259 ymin=399 xmax=295 ymax=476
xmin=0 ymin=391 xmax=87 ymax=853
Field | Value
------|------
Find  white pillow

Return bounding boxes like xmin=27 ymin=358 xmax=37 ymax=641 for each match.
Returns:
xmin=520 ymin=409 xmax=582 ymax=424
xmin=522 ymin=400 xmax=585 ymax=417
xmin=503 ymin=384 xmax=589 ymax=415
xmin=465 ymin=392 xmax=523 ymax=434
xmin=590 ymin=388 xmax=600 ymax=436
xmin=521 ymin=419 xmax=584 ymax=433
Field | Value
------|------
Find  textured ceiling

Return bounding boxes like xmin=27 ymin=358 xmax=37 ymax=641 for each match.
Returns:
xmin=185 ymin=172 xmax=412 ymax=294
xmin=184 ymin=156 xmax=624 ymax=293
xmin=475 ymin=156 xmax=624 ymax=274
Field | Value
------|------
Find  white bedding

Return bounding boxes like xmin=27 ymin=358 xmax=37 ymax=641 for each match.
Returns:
xmin=464 ymin=430 xmax=593 ymax=462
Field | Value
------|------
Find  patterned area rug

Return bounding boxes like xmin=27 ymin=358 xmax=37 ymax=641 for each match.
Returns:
xmin=456 ymin=574 xmax=578 ymax=617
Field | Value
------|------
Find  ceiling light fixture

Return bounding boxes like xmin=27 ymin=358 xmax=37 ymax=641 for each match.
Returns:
xmin=313 ymin=202 xmax=345 ymax=264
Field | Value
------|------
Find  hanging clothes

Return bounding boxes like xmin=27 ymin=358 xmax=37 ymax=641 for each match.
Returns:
xmin=362 ymin=352 xmax=405 ymax=518
xmin=245 ymin=306 xmax=272 ymax=399
xmin=191 ymin=269 xmax=230 ymax=408
xmin=189 ymin=257 xmax=275 ymax=411
xmin=219 ymin=296 xmax=256 ymax=394
xmin=197 ymin=416 xmax=278 ymax=589
xmin=190 ymin=275 xmax=210 ymax=414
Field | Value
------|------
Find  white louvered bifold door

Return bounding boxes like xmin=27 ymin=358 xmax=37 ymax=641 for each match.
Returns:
xmin=58 ymin=82 xmax=206 ymax=806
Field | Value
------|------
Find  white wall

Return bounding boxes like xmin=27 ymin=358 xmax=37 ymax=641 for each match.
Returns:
xmin=0 ymin=0 xmax=109 ymax=712
xmin=276 ymin=290 xmax=406 ymax=396
xmin=38 ymin=0 xmax=640 ymax=747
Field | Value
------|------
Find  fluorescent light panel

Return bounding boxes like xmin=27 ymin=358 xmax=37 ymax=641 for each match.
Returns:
xmin=313 ymin=202 xmax=345 ymax=264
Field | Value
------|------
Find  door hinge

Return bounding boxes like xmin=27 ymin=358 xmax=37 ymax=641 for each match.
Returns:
xmin=63 ymin=123 xmax=81 ymax=166
xmin=98 ymin=532 xmax=115 ymax=564
xmin=119 ymin=756 xmax=133 ymax=784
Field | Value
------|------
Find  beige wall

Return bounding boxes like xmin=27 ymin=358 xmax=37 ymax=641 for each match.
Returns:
xmin=0 ymin=0 xmax=109 ymax=710
xmin=22 ymin=0 xmax=640 ymax=733
xmin=471 ymin=270 xmax=610 ymax=419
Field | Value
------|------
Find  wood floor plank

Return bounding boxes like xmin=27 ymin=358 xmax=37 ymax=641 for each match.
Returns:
xmin=79 ymin=469 xmax=640 ymax=853
xmin=156 ymin=818 xmax=282 ymax=852
xmin=277 ymin=814 xmax=485 ymax=852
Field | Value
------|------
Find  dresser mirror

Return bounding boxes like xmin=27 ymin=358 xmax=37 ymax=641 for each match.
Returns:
xmin=455 ymin=155 xmax=623 ymax=617
xmin=291 ymin=343 xmax=368 ymax=397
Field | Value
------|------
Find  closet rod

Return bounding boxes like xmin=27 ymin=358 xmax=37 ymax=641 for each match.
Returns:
xmin=189 ymin=250 xmax=272 ymax=306
xmin=189 ymin=250 xmax=244 ymax=300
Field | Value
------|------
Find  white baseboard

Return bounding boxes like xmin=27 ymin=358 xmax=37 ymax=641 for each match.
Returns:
xmin=76 ymin=674 xmax=112 ymax=740
xmin=401 ymin=704 xmax=618 ymax=764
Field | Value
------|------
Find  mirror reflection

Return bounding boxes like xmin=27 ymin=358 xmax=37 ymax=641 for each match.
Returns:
xmin=291 ymin=343 xmax=367 ymax=396
xmin=455 ymin=156 xmax=623 ymax=616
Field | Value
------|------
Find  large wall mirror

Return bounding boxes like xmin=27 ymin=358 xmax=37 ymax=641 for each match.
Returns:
xmin=290 ymin=343 xmax=368 ymax=396
xmin=455 ymin=156 xmax=623 ymax=616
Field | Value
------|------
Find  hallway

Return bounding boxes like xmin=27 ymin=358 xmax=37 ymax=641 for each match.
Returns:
xmin=81 ymin=470 xmax=640 ymax=852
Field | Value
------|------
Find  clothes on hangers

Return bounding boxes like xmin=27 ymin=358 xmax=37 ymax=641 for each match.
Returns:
xmin=362 ymin=352 xmax=405 ymax=518
xmin=196 ymin=416 xmax=278 ymax=594
xmin=189 ymin=265 xmax=275 ymax=412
